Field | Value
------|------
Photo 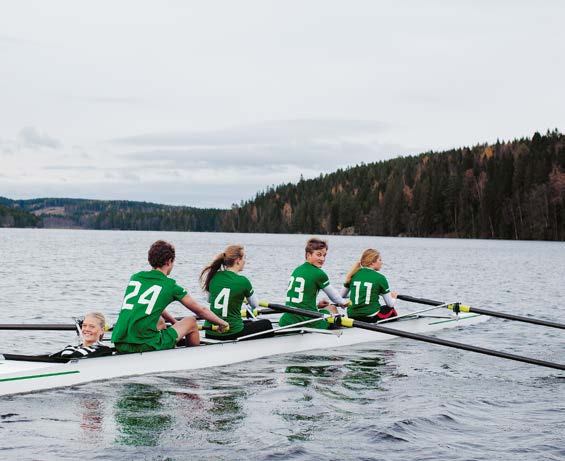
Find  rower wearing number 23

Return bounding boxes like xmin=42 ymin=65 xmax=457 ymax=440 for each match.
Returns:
xmin=111 ymin=240 xmax=228 ymax=353
xmin=278 ymin=237 xmax=349 ymax=330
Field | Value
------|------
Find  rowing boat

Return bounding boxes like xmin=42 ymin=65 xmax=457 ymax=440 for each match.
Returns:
xmin=0 ymin=312 xmax=483 ymax=397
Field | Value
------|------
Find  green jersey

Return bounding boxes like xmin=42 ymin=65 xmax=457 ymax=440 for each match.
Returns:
xmin=111 ymin=270 xmax=187 ymax=349
xmin=345 ymin=268 xmax=390 ymax=318
xmin=278 ymin=262 xmax=331 ymax=330
xmin=204 ymin=270 xmax=254 ymax=338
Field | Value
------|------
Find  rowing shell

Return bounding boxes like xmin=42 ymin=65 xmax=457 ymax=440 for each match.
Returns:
xmin=0 ymin=312 xmax=484 ymax=397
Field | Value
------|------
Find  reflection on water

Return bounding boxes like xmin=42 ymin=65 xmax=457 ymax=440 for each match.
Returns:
xmin=342 ymin=350 xmax=394 ymax=392
xmin=79 ymin=397 xmax=104 ymax=437
xmin=277 ymin=351 xmax=397 ymax=442
xmin=193 ymin=384 xmax=248 ymax=444
xmin=114 ymin=383 xmax=172 ymax=447
xmin=284 ymin=351 xmax=392 ymax=393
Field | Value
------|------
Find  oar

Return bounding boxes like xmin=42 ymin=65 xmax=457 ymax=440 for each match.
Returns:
xmin=260 ymin=302 xmax=565 ymax=371
xmin=398 ymin=294 xmax=565 ymax=330
xmin=198 ymin=324 xmax=228 ymax=332
xmin=0 ymin=321 xmax=227 ymax=333
xmin=240 ymin=307 xmax=278 ymax=317
xmin=0 ymin=324 xmax=78 ymax=331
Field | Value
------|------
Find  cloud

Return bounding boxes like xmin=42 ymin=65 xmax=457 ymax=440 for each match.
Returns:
xmin=110 ymin=119 xmax=412 ymax=173
xmin=0 ymin=34 xmax=36 ymax=46
xmin=18 ymin=126 xmax=62 ymax=149
xmin=82 ymin=96 xmax=150 ymax=106
xmin=112 ymin=119 xmax=388 ymax=147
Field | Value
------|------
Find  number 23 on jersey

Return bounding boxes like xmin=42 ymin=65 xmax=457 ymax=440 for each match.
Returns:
xmin=286 ymin=276 xmax=305 ymax=303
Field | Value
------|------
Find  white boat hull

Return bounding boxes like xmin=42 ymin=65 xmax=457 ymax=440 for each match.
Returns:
xmin=0 ymin=313 xmax=484 ymax=396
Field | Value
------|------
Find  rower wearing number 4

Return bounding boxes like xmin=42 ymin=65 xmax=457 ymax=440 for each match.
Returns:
xmin=200 ymin=244 xmax=272 ymax=340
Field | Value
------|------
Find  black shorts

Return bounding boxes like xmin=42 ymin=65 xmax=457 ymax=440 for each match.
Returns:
xmin=208 ymin=318 xmax=274 ymax=341
xmin=351 ymin=305 xmax=398 ymax=323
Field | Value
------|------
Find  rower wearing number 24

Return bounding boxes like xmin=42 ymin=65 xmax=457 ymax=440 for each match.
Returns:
xmin=111 ymin=240 xmax=228 ymax=353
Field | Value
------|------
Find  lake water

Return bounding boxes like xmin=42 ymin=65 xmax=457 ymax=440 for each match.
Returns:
xmin=0 ymin=229 xmax=563 ymax=460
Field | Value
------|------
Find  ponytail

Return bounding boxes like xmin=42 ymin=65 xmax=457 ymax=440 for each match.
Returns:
xmin=344 ymin=249 xmax=381 ymax=285
xmin=200 ymin=244 xmax=245 ymax=292
xmin=344 ymin=262 xmax=362 ymax=285
xmin=199 ymin=253 xmax=225 ymax=292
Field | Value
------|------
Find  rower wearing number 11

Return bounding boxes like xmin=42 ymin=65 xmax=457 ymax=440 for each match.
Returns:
xmin=341 ymin=248 xmax=398 ymax=322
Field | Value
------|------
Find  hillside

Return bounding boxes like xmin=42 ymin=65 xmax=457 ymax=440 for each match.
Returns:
xmin=221 ymin=130 xmax=565 ymax=240
xmin=0 ymin=198 xmax=224 ymax=232
xmin=2 ymin=130 xmax=564 ymax=240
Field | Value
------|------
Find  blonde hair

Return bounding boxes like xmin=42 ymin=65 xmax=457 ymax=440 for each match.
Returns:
xmin=200 ymin=244 xmax=245 ymax=292
xmin=344 ymin=249 xmax=381 ymax=284
xmin=84 ymin=311 xmax=107 ymax=341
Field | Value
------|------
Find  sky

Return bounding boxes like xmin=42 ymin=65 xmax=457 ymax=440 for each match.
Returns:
xmin=1 ymin=0 xmax=563 ymax=208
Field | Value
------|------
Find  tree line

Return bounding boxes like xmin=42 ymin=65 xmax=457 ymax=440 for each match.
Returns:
xmin=221 ymin=130 xmax=565 ymax=240
xmin=1 ymin=130 xmax=564 ymax=240
xmin=0 ymin=198 xmax=224 ymax=232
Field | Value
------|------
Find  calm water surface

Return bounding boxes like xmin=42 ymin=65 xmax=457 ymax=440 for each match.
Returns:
xmin=0 ymin=229 xmax=563 ymax=460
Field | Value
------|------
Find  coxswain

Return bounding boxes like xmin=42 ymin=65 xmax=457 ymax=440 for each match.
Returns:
xmin=51 ymin=312 xmax=113 ymax=358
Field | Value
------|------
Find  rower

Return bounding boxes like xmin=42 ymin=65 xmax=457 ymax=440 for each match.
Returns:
xmin=111 ymin=240 xmax=228 ymax=353
xmin=200 ymin=244 xmax=273 ymax=340
xmin=278 ymin=237 xmax=349 ymax=330
xmin=51 ymin=312 xmax=113 ymax=359
xmin=341 ymin=249 xmax=398 ymax=322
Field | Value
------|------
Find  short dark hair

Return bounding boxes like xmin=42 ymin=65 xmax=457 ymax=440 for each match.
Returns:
xmin=148 ymin=240 xmax=175 ymax=268
xmin=305 ymin=237 xmax=328 ymax=255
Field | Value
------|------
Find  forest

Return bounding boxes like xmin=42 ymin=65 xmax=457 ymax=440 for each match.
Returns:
xmin=0 ymin=197 xmax=224 ymax=232
xmin=2 ymin=130 xmax=564 ymax=240
xmin=221 ymin=130 xmax=565 ymax=240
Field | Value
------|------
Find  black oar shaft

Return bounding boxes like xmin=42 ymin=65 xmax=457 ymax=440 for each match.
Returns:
xmin=0 ymin=324 xmax=77 ymax=331
xmin=397 ymin=294 xmax=443 ymax=306
xmin=397 ymin=295 xmax=565 ymax=330
xmin=264 ymin=302 xmax=565 ymax=371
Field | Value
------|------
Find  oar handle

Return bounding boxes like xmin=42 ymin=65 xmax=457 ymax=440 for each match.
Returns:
xmin=197 ymin=324 xmax=230 ymax=332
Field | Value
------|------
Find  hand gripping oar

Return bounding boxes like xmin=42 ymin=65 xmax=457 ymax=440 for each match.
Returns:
xmin=397 ymin=295 xmax=565 ymax=330
xmin=260 ymin=302 xmax=565 ymax=371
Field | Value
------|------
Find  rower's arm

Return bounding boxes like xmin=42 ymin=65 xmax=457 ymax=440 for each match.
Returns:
xmin=246 ymin=293 xmax=259 ymax=309
xmin=382 ymin=292 xmax=397 ymax=308
xmin=161 ymin=310 xmax=177 ymax=325
xmin=179 ymin=294 xmax=228 ymax=329
xmin=322 ymin=284 xmax=349 ymax=307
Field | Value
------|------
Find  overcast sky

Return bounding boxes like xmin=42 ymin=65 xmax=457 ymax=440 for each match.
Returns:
xmin=1 ymin=1 xmax=563 ymax=208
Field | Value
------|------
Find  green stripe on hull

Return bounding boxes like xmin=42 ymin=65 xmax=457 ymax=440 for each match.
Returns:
xmin=0 ymin=370 xmax=79 ymax=383
xmin=429 ymin=314 xmax=481 ymax=325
